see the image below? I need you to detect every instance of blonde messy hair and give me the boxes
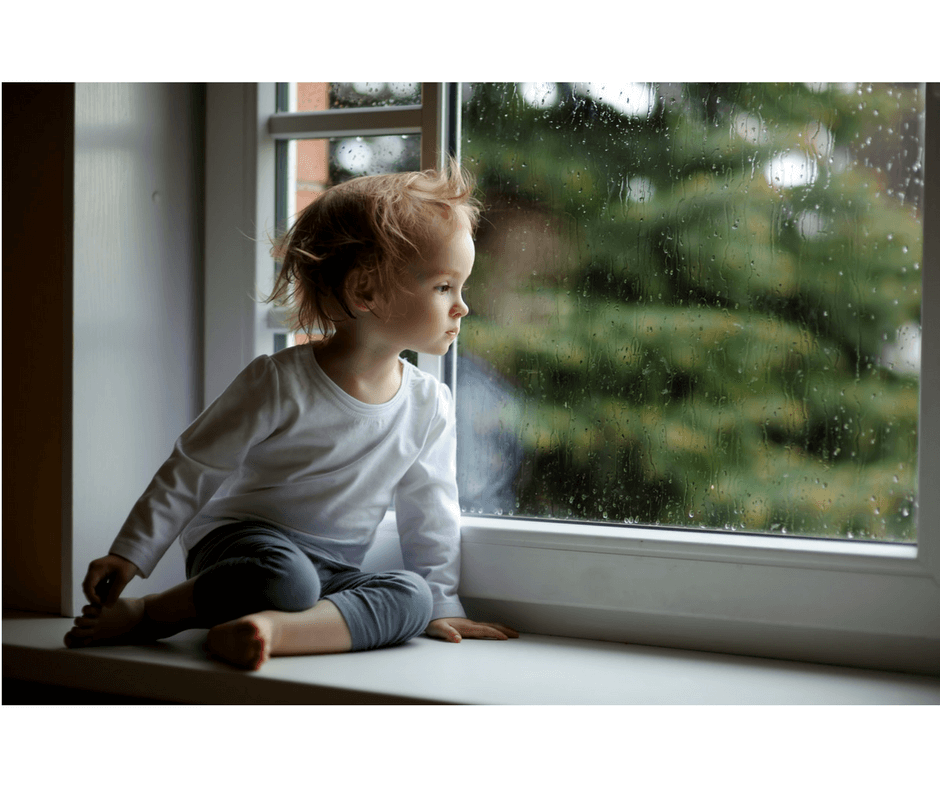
[268,161,481,336]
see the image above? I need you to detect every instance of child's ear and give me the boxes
[345,268,377,311]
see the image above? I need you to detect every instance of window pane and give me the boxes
[278,81,421,112]
[457,82,923,542]
[285,133,421,218]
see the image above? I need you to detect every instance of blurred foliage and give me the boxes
[459,82,923,541]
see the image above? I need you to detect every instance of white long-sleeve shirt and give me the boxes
[110,345,466,620]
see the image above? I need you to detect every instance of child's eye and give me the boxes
[435,285,451,293]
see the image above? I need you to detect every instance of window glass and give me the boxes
[281,81,421,111]
[457,82,924,542]
[284,134,421,216]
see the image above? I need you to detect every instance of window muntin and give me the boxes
[456,82,924,543]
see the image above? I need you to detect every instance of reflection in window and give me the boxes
[457,82,923,542]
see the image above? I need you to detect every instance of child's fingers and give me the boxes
[474,625,509,640]
[455,621,518,641]
[441,624,462,643]
[83,570,106,605]
[455,623,501,639]
[103,577,125,607]
[426,620,462,642]
[105,558,139,606]
[94,575,116,607]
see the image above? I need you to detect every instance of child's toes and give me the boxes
[64,629,88,648]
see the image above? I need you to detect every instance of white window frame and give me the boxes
[206,82,940,675]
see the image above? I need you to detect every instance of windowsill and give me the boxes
[4,610,940,704]
[446,515,940,676]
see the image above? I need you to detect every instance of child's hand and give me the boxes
[426,617,519,643]
[82,554,139,607]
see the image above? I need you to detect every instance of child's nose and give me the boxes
[453,296,469,318]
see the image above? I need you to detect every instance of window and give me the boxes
[206,83,940,674]
[457,83,923,544]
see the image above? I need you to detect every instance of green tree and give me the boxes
[459,82,922,541]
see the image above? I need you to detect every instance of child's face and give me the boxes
[378,223,475,356]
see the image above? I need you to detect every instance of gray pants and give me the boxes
[186,522,433,651]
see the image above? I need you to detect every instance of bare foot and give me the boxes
[63,596,179,648]
[206,614,276,671]
[205,601,353,670]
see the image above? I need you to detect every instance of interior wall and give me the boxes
[2,83,75,613]
[69,83,205,615]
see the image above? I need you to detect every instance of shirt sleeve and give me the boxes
[394,382,467,620]
[109,355,281,577]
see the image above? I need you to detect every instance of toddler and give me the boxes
[65,164,518,669]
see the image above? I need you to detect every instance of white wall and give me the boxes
[68,84,204,614]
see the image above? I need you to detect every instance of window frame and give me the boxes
[206,82,940,675]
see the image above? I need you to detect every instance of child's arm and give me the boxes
[395,383,518,641]
[88,355,280,601]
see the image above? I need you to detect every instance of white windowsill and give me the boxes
[444,515,940,676]
[4,611,940,705]
[7,516,938,702]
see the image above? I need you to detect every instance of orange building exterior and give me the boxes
[294,82,330,216]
